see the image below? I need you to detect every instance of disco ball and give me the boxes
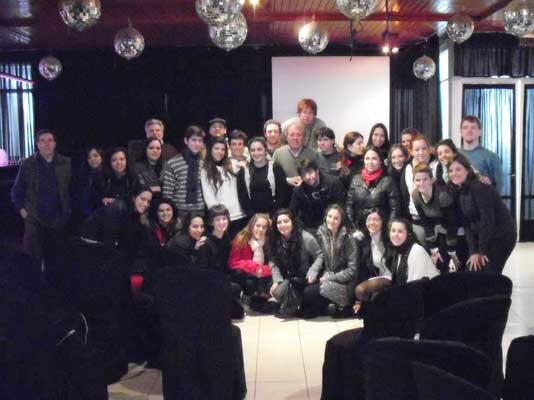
[196,0,244,27]
[504,1,534,37]
[298,22,329,55]
[413,55,436,81]
[58,0,101,31]
[114,27,145,60]
[209,12,248,51]
[38,56,63,81]
[336,0,378,21]
[446,13,475,43]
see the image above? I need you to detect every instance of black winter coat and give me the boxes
[454,180,516,256]
[289,173,345,229]
[346,174,400,230]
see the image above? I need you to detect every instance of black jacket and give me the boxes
[412,184,458,251]
[346,174,400,230]
[454,180,516,255]
[289,172,345,229]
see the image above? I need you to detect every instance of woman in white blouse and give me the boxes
[200,137,247,238]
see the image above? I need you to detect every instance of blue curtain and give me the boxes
[0,62,35,161]
[463,87,514,210]
[524,88,534,220]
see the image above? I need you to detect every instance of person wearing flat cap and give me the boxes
[208,117,227,141]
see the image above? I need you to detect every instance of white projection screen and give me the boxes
[272,56,390,144]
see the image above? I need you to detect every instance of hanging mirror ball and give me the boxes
[39,56,63,81]
[195,0,244,27]
[298,22,329,55]
[209,12,248,51]
[446,13,475,43]
[336,0,378,20]
[58,0,101,31]
[114,27,145,60]
[504,4,534,37]
[413,55,436,81]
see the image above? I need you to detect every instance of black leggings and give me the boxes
[230,269,271,296]
[300,283,330,319]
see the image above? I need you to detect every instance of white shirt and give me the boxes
[200,166,246,221]
[371,233,390,278]
[400,243,440,282]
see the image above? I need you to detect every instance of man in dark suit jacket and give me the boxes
[128,118,178,162]
[11,129,72,260]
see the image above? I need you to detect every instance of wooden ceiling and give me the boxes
[0,0,514,51]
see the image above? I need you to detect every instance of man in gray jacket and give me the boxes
[11,129,71,261]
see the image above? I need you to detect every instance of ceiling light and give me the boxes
[380,0,399,55]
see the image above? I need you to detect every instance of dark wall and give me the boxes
[29,47,273,161]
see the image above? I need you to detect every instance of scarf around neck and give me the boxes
[361,167,383,187]
[182,148,200,204]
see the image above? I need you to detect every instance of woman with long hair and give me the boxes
[310,205,358,317]
[74,146,104,224]
[166,212,206,267]
[346,147,400,232]
[342,131,365,188]
[81,185,152,253]
[387,218,439,283]
[367,123,390,164]
[135,138,165,195]
[268,209,324,317]
[352,209,391,314]
[400,127,420,157]
[200,137,247,238]
[447,154,516,273]
[229,213,272,299]
[435,139,460,185]
[94,146,138,207]
[133,197,181,295]
[237,137,287,215]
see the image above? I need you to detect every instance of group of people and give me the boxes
[11,97,516,319]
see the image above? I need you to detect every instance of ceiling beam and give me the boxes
[474,0,514,21]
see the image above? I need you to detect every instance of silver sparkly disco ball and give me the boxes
[504,2,534,37]
[413,55,436,81]
[58,0,101,31]
[298,22,329,55]
[38,56,63,81]
[209,12,248,51]
[114,27,145,60]
[446,13,475,43]
[196,0,244,27]
[336,0,378,21]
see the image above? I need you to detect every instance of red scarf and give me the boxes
[361,167,383,187]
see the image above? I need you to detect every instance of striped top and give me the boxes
[162,153,205,212]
